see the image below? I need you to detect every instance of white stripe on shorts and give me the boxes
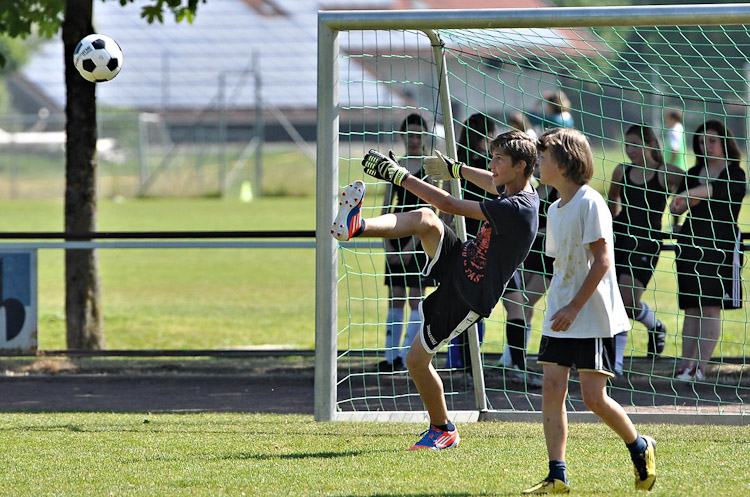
[422,225,446,278]
[731,230,742,308]
[419,309,480,355]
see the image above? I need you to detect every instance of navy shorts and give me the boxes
[418,223,481,354]
[537,335,617,377]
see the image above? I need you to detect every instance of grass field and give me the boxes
[0,147,747,496]
[0,196,317,350]
[0,412,746,496]
[1,144,749,358]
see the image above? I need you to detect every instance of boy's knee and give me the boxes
[583,398,607,414]
[405,344,430,372]
[543,374,564,393]
[413,207,440,227]
[581,391,607,413]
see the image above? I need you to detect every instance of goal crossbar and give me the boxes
[318,4,750,31]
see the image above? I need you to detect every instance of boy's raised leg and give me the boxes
[359,208,443,259]
[331,180,443,260]
[331,181,366,241]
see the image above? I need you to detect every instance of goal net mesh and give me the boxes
[333,21,750,417]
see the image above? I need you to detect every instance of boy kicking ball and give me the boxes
[332,131,539,450]
[522,128,656,494]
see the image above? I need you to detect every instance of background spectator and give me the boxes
[670,120,746,382]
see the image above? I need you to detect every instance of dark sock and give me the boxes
[548,460,567,483]
[506,318,527,369]
[435,421,456,432]
[352,219,365,238]
[626,435,648,458]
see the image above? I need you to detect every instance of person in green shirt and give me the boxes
[664,109,688,230]
[664,109,687,171]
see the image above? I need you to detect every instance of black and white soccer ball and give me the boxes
[73,34,123,83]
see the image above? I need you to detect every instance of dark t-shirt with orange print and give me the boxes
[453,188,539,317]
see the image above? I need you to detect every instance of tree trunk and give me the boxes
[62,0,104,349]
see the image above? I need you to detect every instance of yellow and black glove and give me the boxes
[362,149,410,186]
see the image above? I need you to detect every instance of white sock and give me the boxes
[385,307,404,363]
[614,331,628,375]
[635,302,657,330]
[400,310,422,360]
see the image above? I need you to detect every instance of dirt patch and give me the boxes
[0,357,315,414]
[0,356,746,416]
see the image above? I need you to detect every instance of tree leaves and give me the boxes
[0,0,203,66]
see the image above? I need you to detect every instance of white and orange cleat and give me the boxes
[408,425,459,451]
[331,180,366,241]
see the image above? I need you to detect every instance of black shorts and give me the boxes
[422,222,462,283]
[384,236,436,289]
[537,335,617,377]
[676,243,744,310]
[614,235,660,287]
[521,235,554,280]
[418,224,481,354]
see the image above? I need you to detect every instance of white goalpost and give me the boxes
[316,4,750,424]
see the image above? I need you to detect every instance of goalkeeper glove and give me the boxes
[362,149,410,186]
[423,150,464,180]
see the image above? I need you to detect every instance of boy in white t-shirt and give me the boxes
[522,128,657,494]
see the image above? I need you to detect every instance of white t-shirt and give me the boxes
[667,122,684,151]
[543,185,631,338]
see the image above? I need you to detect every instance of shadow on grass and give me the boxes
[225,449,370,460]
[342,493,513,497]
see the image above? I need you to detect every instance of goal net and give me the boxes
[316,6,750,422]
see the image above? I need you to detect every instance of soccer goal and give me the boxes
[316,5,750,424]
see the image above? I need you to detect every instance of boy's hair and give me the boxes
[489,130,537,178]
[537,127,594,185]
[543,90,570,114]
[665,109,683,124]
[400,113,427,132]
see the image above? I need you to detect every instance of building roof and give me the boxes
[18,0,576,113]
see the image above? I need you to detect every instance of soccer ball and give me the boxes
[73,34,123,83]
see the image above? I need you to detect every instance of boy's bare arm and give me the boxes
[424,151,497,194]
[549,238,610,332]
[460,165,498,194]
[401,175,486,221]
[362,148,486,221]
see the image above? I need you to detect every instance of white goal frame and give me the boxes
[315,4,750,424]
